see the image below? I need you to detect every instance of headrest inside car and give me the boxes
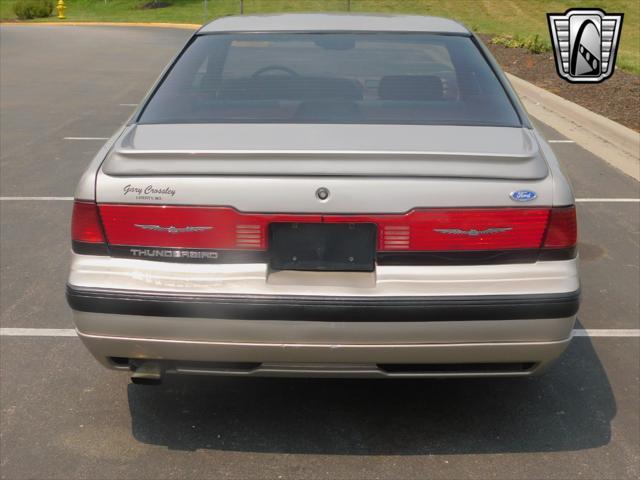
[378,75,444,101]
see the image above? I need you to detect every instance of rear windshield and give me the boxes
[139,33,521,127]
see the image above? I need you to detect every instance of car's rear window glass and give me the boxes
[139,33,521,127]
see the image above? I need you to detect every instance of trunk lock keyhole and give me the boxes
[316,187,330,201]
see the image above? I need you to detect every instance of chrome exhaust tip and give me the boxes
[130,361,163,385]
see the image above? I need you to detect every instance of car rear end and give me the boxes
[67,17,579,381]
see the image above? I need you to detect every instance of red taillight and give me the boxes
[543,206,577,248]
[97,205,560,253]
[320,210,549,251]
[72,201,106,244]
[375,209,550,251]
[99,204,320,250]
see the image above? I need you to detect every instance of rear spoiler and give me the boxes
[102,124,549,180]
[104,148,547,179]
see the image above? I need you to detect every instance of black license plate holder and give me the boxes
[269,223,376,272]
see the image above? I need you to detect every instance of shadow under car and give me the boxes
[127,324,614,455]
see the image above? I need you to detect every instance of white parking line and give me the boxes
[63,137,109,141]
[548,140,576,143]
[1,328,639,338]
[572,329,640,337]
[0,196,73,201]
[1,328,77,337]
[576,198,640,203]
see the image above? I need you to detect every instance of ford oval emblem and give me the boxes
[510,190,537,202]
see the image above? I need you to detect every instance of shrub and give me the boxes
[490,34,552,54]
[13,0,54,20]
[523,34,551,54]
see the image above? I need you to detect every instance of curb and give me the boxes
[0,21,200,29]
[507,73,640,181]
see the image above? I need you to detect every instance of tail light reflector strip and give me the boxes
[235,225,262,248]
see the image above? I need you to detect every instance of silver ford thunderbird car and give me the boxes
[67,14,579,383]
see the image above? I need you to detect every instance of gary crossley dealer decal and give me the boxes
[123,184,176,201]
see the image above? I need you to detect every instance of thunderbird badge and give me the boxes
[134,224,213,234]
[434,227,512,237]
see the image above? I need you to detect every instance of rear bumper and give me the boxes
[72,306,577,378]
[68,255,579,377]
[77,328,573,378]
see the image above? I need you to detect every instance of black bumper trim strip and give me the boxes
[66,286,580,322]
[72,241,109,256]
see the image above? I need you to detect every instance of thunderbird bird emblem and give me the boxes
[547,8,623,83]
[434,227,512,237]
[134,224,213,234]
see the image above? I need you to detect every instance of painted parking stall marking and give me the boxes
[63,137,109,141]
[572,329,640,337]
[575,198,640,203]
[0,197,74,201]
[1,328,78,337]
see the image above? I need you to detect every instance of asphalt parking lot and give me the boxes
[1,25,639,480]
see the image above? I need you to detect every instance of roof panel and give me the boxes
[199,13,469,34]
